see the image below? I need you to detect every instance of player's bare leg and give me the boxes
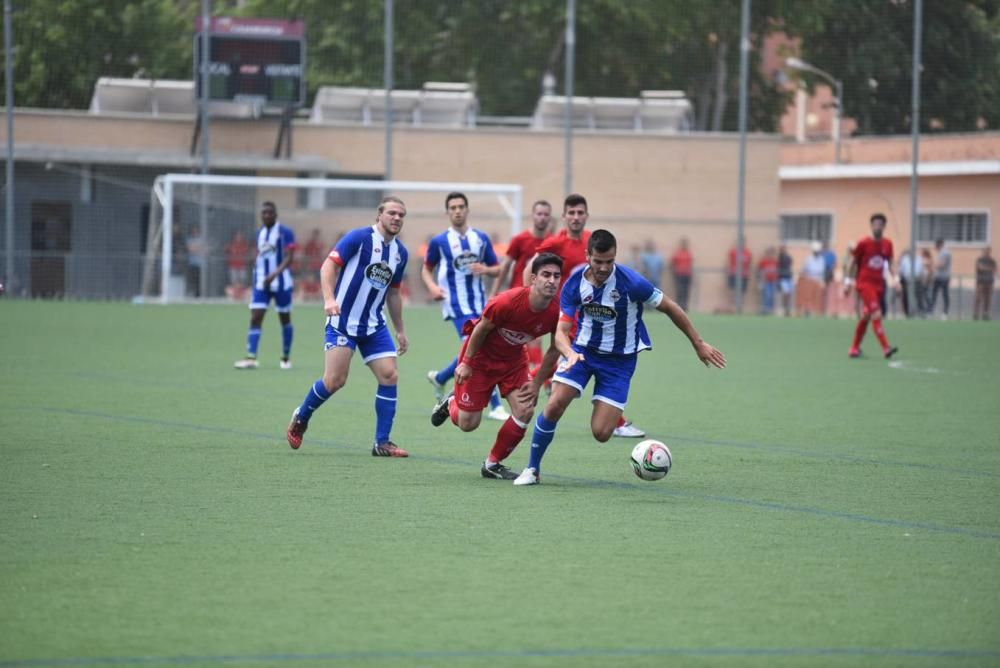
[590,400,624,443]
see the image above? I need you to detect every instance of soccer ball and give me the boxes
[630,439,672,481]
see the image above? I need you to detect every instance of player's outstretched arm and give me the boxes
[489,257,514,298]
[521,253,539,289]
[320,257,341,317]
[554,317,584,369]
[656,295,726,369]
[386,287,407,355]
[454,317,495,385]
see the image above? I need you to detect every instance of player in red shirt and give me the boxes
[844,212,899,359]
[522,193,645,438]
[490,199,554,297]
[430,253,570,479]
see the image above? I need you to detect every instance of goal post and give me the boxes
[142,173,523,303]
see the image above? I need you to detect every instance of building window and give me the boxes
[780,213,832,242]
[917,211,988,244]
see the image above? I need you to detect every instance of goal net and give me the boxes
[141,174,522,303]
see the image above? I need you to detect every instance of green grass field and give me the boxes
[1,301,999,668]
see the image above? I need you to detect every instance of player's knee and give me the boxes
[457,415,479,432]
[513,407,534,424]
[322,374,347,393]
[378,368,399,385]
[593,426,614,443]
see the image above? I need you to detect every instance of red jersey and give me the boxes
[471,287,560,363]
[537,229,591,286]
[757,256,778,282]
[506,230,552,289]
[853,236,893,286]
[728,247,752,277]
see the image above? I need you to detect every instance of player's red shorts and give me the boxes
[454,351,531,412]
[857,281,884,316]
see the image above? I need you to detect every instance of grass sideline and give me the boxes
[1,300,999,668]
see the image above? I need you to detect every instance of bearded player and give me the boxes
[430,253,570,480]
[844,212,899,359]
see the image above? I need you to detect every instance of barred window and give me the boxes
[917,212,988,244]
[780,213,832,242]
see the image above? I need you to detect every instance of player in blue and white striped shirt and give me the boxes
[286,196,411,458]
[513,229,727,486]
[234,201,297,370]
[420,192,507,420]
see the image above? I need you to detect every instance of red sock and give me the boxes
[449,397,460,426]
[617,415,627,428]
[871,319,890,350]
[852,318,869,349]
[487,417,527,464]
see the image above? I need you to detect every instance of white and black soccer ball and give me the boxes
[630,439,672,481]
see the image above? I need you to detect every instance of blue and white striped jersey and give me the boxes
[424,227,498,319]
[253,222,296,291]
[328,225,409,337]
[561,263,664,355]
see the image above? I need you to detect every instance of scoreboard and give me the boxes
[194,17,306,108]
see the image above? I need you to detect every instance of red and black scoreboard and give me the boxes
[194,17,306,108]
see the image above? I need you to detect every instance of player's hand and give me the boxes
[429,285,445,301]
[559,351,584,372]
[842,277,854,297]
[454,362,473,385]
[695,341,726,369]
[324,298,341,317]
[468,262,488,275]
[263,273,276,288]
[395,332,408,356]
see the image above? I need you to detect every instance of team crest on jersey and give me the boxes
[498,328,535,346]
[364,262,394,289]
[609,289,621,301]
[582,303,617,322]
[452,250,479,274]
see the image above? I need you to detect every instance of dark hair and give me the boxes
[532,199,552,211]
[588,229,617,255]
[870,212,887,225]
[445,192,468,209]
[564,193,588,212]
[261,201,277,213]
[531,252,564,275]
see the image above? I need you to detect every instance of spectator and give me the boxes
[796,241,826,317]
[821,240,837,315]
[918,248,933,317]
[638,238,665,290]
[185,225,207,298]
[298,228,325,301]
[756,246,778,315]
[928,238,952,319]
[974,247,996,320]
[727,243,752,306]
[670,238,693,311]
[777,245,793,316]
[897,249,926,318]
[224,229,251,300]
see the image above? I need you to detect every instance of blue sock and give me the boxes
[489,388,501,409]
[281,323,293,358]
[246,328,262,357]
[374,384,397,444]
[436,357,458,385]
[298,379,331,422]
[527,413,559,473]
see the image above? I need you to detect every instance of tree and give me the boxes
[791,0,1000,134]
[2,0,194,109]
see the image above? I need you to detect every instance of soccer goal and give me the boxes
[141,174,522,303]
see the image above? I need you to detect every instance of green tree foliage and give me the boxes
[2,0,194,109]
[792,0,1000,134]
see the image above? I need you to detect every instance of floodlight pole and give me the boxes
[734,0,750,315]
[384,0,394,181]
[908,0,923,316]
[198,0,211,299]
[4,0,14,293]
[563,0,575,196]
